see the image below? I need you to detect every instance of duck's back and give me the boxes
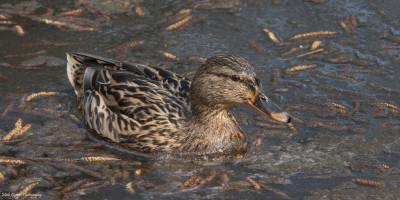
[66,53,191,153]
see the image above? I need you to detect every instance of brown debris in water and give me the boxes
[246,177,261,190]
[3,118,31,140]
[14,182,39,200]
[14,25,24,36]
[340,15,358,34]
[187,57,206,63]
[283,64,317,73]
[56,9,84,17]
[287,122,297,138]
[0,157,26,165]
[22,41,84,47]
[312,71,361,82]
[281,45,308,57]
[5,50,47,58]
[0,73,10,81]
[26,91,60,101]
[165,16,192,31]
[296,48,324,58]
[250,39,265,53]
[286,31,336,42]
[176,15,208,32]
[263,28,281,45]
[352,178,382,187]
[176,171,216,192]
[106,40,144,53]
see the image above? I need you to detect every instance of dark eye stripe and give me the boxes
[208,72,258,92]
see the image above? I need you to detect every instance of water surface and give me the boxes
[0,0,399,199]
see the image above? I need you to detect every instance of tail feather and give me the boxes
[66,52,85,95]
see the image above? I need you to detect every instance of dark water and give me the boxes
[0,0,399,199]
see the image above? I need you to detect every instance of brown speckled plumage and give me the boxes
[66,53,290,158]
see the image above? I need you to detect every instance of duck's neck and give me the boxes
[177,105,248,157]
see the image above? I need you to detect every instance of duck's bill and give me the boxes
[247,92,291,123]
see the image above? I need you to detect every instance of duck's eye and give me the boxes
[231,75,240,81]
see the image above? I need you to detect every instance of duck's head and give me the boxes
[190,54,290,123]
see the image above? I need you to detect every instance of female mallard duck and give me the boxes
[67,53,290,158]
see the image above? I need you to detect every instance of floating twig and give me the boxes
[305,118,354,131]
[74,181,110,193]
[159,51,178,60]
[3,118,31,140]
[313,71,361,82]
[1,100,15,117]
[4,123,31,140]
[80,156,121,162]
[187,57,206,63]
[280,45,308,57]
[22,41,84,47]
[0,20,13,25]
[0,62,39,70]
[318,86,360,96]
[287,122,297,138]
[56,9,84,17]
[14,182,39,200]
[5,50,47,58]
[106,40,143,53]
[373,101,399,110]
[0,139,29,144]
[340,15,358,34]
[126,182,135,194]
[26,91,60,101]
[135,6,146,17]
[60,180,86,194]
[69,114,80,122]
[381,47,400,51]
[283,64,317,73]
[197,171,216,188]
[287,31,337,41]
[0,157,25,165]
[33,18,95,31]
[352,178,381,187]
[259,183,291,200]
[349,100,361,115]
[254,122,287,129]
[296,48,324,58]
[176,172,214,192]
[0,73,10,81]
[310,41,323,50]
[250,39,265,53]
[381,122,400,132]
[255,138,262,146]
[246,177,260,190]
[165,16,192,31]
[285,106,328,112]
[14,25,24,36]
[176,15,208,32]
[69,163,106,180]
[2,88,27,102]
[263,28,281,45]
[221,172,228,185]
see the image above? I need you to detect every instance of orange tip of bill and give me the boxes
[269,112,291,123]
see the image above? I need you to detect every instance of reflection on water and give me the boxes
[0,0,399,199]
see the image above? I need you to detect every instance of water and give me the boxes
[0,0,399,199]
